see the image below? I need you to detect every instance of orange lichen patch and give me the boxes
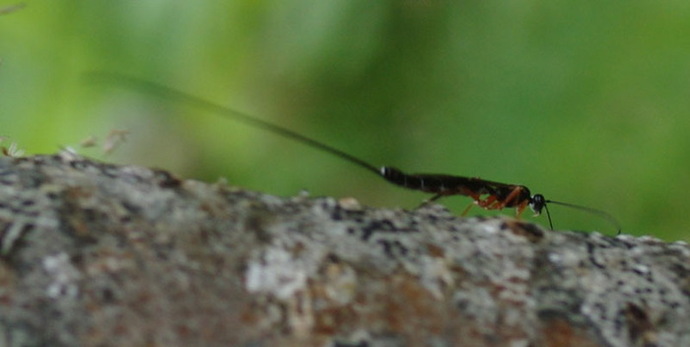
[352,271,532,345]
[425,243,445,258]
[501,219,545,243]
[240,240,540,345]
[384,273,446,332]
[0,261,16,305]
[623,302,659,346]
[538,315,603,347]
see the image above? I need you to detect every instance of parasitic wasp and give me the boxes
[87,73,621,234]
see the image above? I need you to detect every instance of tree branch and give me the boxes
[0,153,687,346]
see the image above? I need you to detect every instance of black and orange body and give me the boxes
[380,167,535,216]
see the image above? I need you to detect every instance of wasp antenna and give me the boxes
[542,202,554,231]
[85,72,382,176]
[545,200,621,235]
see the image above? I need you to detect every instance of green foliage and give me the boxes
[1,1,689,240]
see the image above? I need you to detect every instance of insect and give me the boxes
[88,73,621,234]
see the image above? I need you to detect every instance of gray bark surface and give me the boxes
[0,152,687,347]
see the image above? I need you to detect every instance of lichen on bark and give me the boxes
[0,152,687,347]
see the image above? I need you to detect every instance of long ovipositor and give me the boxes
[87,72,621,234]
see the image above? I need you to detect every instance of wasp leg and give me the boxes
[461,202,475,216]
[485,186,526,210]
[514,200,529,218]
[477,195,498,209]
[417,193,445,208]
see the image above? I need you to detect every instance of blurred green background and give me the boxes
[1,1,689,240]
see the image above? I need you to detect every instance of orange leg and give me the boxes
[461,203,475,216]
[514,200,529,219]
[477,195,497,209]
[482,186,527,211]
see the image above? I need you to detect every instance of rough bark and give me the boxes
[0,152,687,347]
